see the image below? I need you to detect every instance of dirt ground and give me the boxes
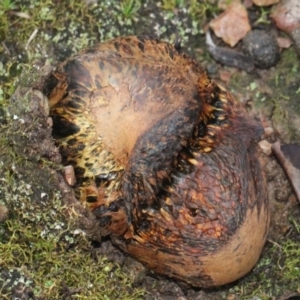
[0,1,300,299]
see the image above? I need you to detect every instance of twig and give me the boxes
[25,29,38,50]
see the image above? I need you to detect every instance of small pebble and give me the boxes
[64,165,76,186]
[277,36,292,49]
[259,140,273,156]
[0,203,9,222]
[264,126,274,137]
[47,117,53,127]
[243,29,280,68]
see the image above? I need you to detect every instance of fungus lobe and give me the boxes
[44,36,269,287]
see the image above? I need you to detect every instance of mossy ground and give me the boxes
[0,64,145,298]
[0,0,300,299]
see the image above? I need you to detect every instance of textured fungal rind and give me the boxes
[45,36,269,287]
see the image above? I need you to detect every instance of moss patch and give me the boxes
[0,64,145,299]
[0,218,145,299]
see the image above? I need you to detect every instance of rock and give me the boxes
[276,36,292,49]
[206,30,255,71]
[263,126,274,137]
[0,203,8,222]
[259,140,273,156]
[243,30,280,68]
[271,0,300,32]
[271,0,300,54]
[64,165,76,186]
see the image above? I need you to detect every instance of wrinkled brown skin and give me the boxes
[44,36,270,287]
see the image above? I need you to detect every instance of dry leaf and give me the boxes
[210,3,251,47]
[253,0,279,6]
[11,11,31,19]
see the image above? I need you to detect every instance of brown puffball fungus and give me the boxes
[43,36,269,288]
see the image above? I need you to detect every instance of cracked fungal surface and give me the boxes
[44,35,270,287]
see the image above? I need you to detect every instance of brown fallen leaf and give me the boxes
[253,0,279,6]
[210,3,251,47]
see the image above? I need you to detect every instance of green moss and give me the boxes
[266,49,300,142]
[188,0,220,22]
[0,86,145,299]
[161,0,184,10]
[0,58,145,298]
[227,46,300,143]
[254,6,272,26]
[0,218,145,299]
[120,0,141,18]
